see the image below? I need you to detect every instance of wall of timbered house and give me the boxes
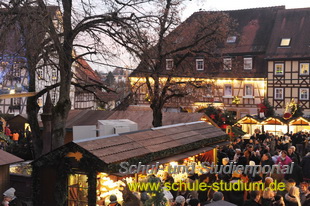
[130,77,266,118]
[267,60,310,115]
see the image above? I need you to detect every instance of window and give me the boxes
[275,88,284,100]
[244,85,253,96]
[52,70,57,80]
[244,57,253,70]
[206,84,212,94]
[224,85,232,96]
[227,36,237,43]
[300,88,309,100]
[166,59,173,70]
[280,38,291,47]
[68,174,88,205]
[196,59,204,70]
[37,69,44,80]
[223,58,232,70]
[300,63,309,75]
[275,63,284,75]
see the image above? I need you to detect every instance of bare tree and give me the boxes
[0,0,159,157]
[106,0,232,127]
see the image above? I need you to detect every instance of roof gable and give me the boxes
[0,150,23,166]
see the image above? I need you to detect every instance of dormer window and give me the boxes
[227,36,237,43]
[166,59,173,70]
[223,58,232,70]
[280,38,291,47]
[196,59,204,70]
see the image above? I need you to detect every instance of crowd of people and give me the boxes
[114,130,310,206]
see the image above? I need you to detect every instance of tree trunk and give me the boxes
[50,0,73,150]
[51,60,72,150]
[151,102,163,127]
[26,60,42,158]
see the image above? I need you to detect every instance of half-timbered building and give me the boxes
[266,8,310,116]
[130,7,284,118]
[0,7,109,114]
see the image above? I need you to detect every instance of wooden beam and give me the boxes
[0,92,37,99]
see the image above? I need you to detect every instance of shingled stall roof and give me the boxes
[32,121,227,175]
[0,150,23,166]
[266,7,310,59]
[76,121,227,166]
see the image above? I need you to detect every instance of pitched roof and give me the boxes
[75,58,103,84]
[266,7,310,59]
[222,6,284,54]
[76,121,227,164]
[131,6,284,79]
[64,110,205,130]
[65,110,115,128]
[0,150,23,166]
[108,110,205,130]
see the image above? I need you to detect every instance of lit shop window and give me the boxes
[68,174,88,205]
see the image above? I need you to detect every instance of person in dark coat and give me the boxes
[301,152,310,182]
[284,157,303,185]
[303,186,310,206]
[2,188,22,206]
[237,152,247,167]
[272,195,285,206]
[243,191,261,206]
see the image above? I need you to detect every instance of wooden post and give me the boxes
[88,171,97,206]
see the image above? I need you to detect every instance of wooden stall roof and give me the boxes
[261,117,285,125]
[289,117,310,126]
[76,121,227,164]
[236,115,261,124]
[0,150,23,166]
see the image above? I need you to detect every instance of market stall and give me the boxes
[0,150,23,198]
[288,117,310,133]
[32,121,228,206]
[261,117,287,135]
[235,115,261,135]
